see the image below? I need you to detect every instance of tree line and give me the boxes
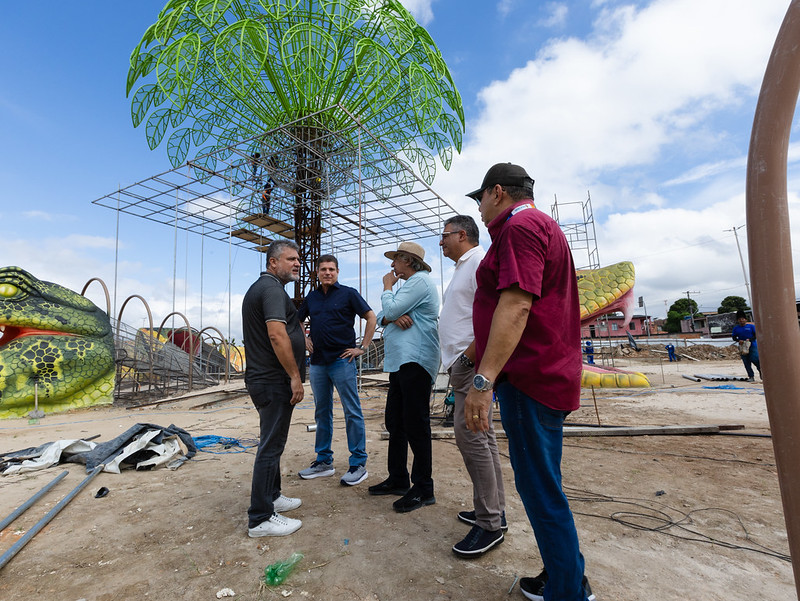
[662,295,749,334]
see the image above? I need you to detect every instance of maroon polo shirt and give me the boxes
[473,199,582,411]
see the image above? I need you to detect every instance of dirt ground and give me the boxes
[0,357,794,601]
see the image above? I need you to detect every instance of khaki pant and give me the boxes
[449,361,506,531]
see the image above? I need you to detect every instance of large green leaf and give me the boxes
[416,147,436,184]
[380,2,415,56]
[281,23,339,104]
[213,19,270,98]
[127,50,159,96]
[167,127,192,167]
[438,112,462,153]
[154,0,191,44]
[156,33,201,109]
[408,62,442,134]
[321,0,361,31]
[194,0,234,28]
[396,159,416,194]
[145,108,172,150]
[193,145,218,182]
[354,38,401,114]
[192,113,215,146]
[131,84,165,127]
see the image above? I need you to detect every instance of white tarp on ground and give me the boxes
[1,423,196,475]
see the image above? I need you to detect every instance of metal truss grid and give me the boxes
[92,105,458,254]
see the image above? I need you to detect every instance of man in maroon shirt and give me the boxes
[465,163,594,601]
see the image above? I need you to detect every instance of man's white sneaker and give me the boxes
[248,513,302,537]
[273,494,302,513]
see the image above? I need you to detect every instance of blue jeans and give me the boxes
[246,381,295,528]
[741,346,761,379]
[496,381,588,601]
[309,359,368,467]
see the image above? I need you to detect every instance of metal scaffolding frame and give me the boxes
[551,192,600,271]
[92,104,458,301]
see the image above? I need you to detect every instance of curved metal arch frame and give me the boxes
[80,277,112,317]
[197,325,232,385]
[155,311,195,392]
[115,294,156,400]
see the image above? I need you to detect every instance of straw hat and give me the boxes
[383,241,432,272]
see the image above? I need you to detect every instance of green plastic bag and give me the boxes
[263,552,304,586]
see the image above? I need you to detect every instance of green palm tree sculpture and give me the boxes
[127,0,464,297]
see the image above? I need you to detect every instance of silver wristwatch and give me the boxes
[472,373,494,392]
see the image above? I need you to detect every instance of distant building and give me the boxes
[679,312,710,336]
[582,313,657,339]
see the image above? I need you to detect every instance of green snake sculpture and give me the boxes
[0,267,115,419]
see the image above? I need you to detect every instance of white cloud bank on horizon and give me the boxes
[433,0,797,315]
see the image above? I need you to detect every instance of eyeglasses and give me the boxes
[441,230,463,239]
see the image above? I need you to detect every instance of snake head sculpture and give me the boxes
[0,267,115,418]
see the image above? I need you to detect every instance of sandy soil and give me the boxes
[0,358,794,601]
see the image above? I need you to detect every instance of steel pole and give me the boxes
[0,465,104,571]
[746,1,800,596]
[0,470,68,532]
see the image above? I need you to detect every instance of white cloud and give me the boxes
[429,0,794,316]
[498,0,516,18]
[540,2,568,28]
[400,0,436,25]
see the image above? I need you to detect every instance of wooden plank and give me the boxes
[231,228,271,244]
[564,424,721,436]
[382,423,741,440]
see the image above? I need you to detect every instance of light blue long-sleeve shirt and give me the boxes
[377,270,440,380]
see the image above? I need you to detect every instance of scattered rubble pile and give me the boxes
[612,343,741,360]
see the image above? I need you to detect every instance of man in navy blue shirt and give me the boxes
[297,254,377,486]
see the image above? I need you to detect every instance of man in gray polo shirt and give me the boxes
[242,240,306,537]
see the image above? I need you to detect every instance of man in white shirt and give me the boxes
[439,215,507,558]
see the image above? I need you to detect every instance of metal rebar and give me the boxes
[0,465,104,571]
[0,470,68,532]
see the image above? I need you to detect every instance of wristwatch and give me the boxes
[472,374,494,392]
[357,344,365,350]
[459,353,475,368]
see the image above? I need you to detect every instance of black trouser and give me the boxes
[385,362,433,495]
[247,381,295,528]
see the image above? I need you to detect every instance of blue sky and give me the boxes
[1,0,797,341]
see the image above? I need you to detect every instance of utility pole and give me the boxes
[684,291,700,331]
[724,225,753,308]
[638,295,651,340]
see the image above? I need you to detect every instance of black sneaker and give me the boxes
[519,569,595,601]
[392,488,435,513]
[452,525,504,558]
[458,509,508,531]
[368,478,410,496]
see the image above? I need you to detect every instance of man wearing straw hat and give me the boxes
[368,241,440,513]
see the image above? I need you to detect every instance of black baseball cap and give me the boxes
[466,162,535,200]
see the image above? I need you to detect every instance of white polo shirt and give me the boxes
[439,245,485,370]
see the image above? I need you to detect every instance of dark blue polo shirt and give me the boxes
[298,282,372,365]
